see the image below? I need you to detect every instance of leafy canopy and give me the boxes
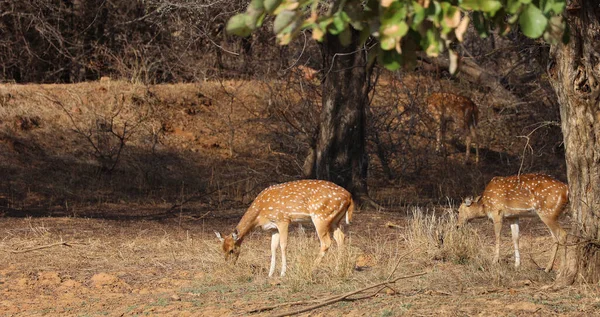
[227,0,567,71]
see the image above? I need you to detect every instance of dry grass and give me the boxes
[405,206,488,266]
[1,213,596,316]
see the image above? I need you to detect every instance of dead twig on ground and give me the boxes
[271,272,428,317]
[6,241,86,254]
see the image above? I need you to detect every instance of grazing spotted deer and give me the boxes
[426,92,479,164]
[215,180,354,277]
[458,173,568,272]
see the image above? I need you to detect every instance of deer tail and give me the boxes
[345,198,355,225]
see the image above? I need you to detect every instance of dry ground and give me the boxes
[1,209,598,317]
[0,79,588,316]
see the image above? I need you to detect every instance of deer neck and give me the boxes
[471,200,487,218]
[233,206,261,242]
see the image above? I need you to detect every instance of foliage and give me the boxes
[227,0,567,71]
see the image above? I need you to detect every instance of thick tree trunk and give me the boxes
[303,29,372,202]
[548,1,600,285]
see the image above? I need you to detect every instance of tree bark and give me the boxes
[548,0,600,286]
[303,29,373,202]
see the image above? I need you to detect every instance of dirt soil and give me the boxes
[1,210,598,317]
[0,80,588,316]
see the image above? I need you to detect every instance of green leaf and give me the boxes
[412,2,425,26]
[380,48,402,71]
[329,14,346,35]
[424,28,441,56]
[519,0,532,4]
[519,4,548,38]
[461,0,501,14]
[550,0,566,14]
[461,0,479,10]
[273,10,297,34]
[506,0,522,13]
[264,0,282,13]
[472,11,489,38]
[382,2,407,26]
[540,0,566,14]
[480,0,502,15]
[247,6,266,28]
[380,34,396,50]
[312,25,325,41]
[248,0,264,10]
[382,21,409,38]
[226,13,253,37]
[441,4,460,28]
[429,1,443,25]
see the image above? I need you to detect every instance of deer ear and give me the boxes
[464,197,473,206]
[232,229,239,242]
[215,231,224,242]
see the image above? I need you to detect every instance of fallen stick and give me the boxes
[7,241,83,254]
[272,271,427,317]
[246,298,323,314]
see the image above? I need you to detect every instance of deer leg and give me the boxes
[435,122,444,155]
[465,132,472,164]
[333,225,345,249]
[541,217,566,273]
[472,127,479,164]
[510,219,521,268]
[492,217,503,264]
[269,231,280,277]
[278,222,289,277]
[313,221,332,266]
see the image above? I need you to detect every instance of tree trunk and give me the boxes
[304,29,373,202]
[548,1,600,285]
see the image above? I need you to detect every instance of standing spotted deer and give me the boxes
[215,180,354,277]
[458,173,568,272]
[426,92,479,164]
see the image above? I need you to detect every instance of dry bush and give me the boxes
[405,206,488,267]
[403,206,557,288]
[284,230,358,291]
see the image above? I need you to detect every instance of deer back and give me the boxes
[482,174,568,217]
[426,92,478,130]
[239,180,353,229]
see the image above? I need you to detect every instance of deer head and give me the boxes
[215,230,241,263]
[457,195,483,227]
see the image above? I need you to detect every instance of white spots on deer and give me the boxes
[215,179,354,277]
[426,92,480,164]
[457,173,568,272]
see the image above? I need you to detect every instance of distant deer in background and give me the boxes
[426,92,479,164]
[294,65,319,82]
[215,180,354,277]
[457,173,568,272]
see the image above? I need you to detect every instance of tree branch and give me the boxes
[418,53,522,106]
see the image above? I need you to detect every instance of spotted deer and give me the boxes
[457,173,568,272]
[426,92,479,164]
[294,65,319,81]
[215,180,354,277]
